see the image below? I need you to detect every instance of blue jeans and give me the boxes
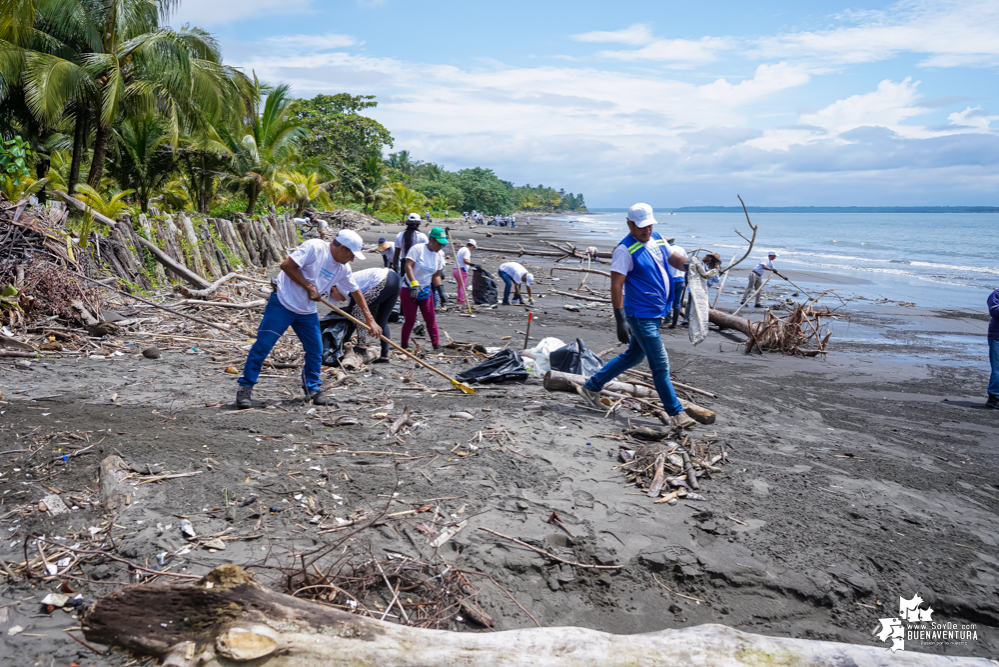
[990,339,999,396]
[584,316,684,416]
[239,293,323,394]
[499,270,515,303]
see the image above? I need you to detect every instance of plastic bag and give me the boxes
[319,315,351,366]
[471,265,498,305]
[549,338,604,378]
[524,337,566,376]
[456,349,528,384]
[685,256,717,347]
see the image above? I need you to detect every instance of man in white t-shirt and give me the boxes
[742,251,786,308]
[498,261,534,305]
[236,230,382,408]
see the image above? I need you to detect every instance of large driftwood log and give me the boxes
[708,309,751,335]
[543,370,715,425]
[81,565,983,667]
[98,455,130,510]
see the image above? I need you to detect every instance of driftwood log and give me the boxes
[543,370,715,425]
[81,565,985,667]
[708,309,751,335]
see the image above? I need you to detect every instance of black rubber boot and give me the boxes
[236,385,253,409]
[309,391,335,406]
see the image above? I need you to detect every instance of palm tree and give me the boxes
[351,154,392,214]
[219,74,310,215]
[73,183,134,220]
[9,0,248,191]
[276,171,335,216]
[0,174,48,202]
[106,112,173,212]
[381,183,429,218]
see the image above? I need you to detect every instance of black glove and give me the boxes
[613,308,631,344]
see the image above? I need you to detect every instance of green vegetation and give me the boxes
[0,1,584,225]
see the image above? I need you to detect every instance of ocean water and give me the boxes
[544,212,999,311]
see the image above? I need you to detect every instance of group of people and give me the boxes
[234,202,702,430]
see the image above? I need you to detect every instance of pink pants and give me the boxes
[400,286,440,348]
[453,267,468,304]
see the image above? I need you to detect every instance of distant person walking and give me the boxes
[742,251,786,308]
[988,288,999,409]
[392,214,428,273]
[401,227,448,350]
[498,261,534,305]
[453,239,476,306]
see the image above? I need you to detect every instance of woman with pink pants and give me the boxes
[453,239,476,305]
[401,227,447,350]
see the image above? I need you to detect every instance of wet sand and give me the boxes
[1,215,996,664]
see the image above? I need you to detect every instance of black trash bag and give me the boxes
[319,315,351,366]
[549,338,604,377]
[456,349,527,384]
[471,264,498,305]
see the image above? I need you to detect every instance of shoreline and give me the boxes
[1,213,996,663]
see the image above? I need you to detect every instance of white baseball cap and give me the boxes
[627,202,657,228]
[335,229,365,260]
[466,239,477,247]
[768,250,777,257]
[525,272,534,285]
[407,212,421,222]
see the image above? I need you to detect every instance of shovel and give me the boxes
[319,297,475,395]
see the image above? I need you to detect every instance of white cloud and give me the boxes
[947,106,999,133]
[751,0,999,68]
[800,77,927,136]
[265,33,359,52]
[572,24,655,46]
[169,0,313,26]
[597,36,734,65]
[700,62,811,104]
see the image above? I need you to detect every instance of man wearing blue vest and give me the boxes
[577,203,696,428]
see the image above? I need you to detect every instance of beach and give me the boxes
[1,214,996,664]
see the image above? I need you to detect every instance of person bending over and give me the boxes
[498,261,534,305]
[236,230,382,409]
[331,267,401,364]
[576,203,695,429]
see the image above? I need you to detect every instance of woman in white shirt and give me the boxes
[401,226,447,350]
[392,213,429,272]
[453,239,476,305]
[330,267,400,362]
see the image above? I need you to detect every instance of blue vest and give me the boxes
[619,232,672,318]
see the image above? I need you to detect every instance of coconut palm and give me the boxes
[381,183,429,218]
[9,0,248,191]
[73,183,134,220]
[219,74,309,215]
[106,112,173,212]
[276,171,336,216]
[351,154,392,214]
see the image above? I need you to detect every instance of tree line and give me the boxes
[0,0,586,222]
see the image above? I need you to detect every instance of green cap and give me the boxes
[428,226,448,244]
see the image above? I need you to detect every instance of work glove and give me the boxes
[527,296,534,304]
[613,308,631,345]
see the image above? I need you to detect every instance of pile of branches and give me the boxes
[278,546,494,630]
[745,297,841,357]
[617,436,728,505]
[306,207,382,230]
[0,203,74,287]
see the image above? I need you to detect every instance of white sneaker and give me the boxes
[671,411,696,429]
[576,384,607,409]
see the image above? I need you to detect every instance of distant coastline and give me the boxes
[588,206,999,213]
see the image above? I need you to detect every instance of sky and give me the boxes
[170,0,999,207]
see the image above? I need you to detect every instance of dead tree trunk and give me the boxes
[708,309,751,335]
[543,370,715,424]
[81,565,970,667]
